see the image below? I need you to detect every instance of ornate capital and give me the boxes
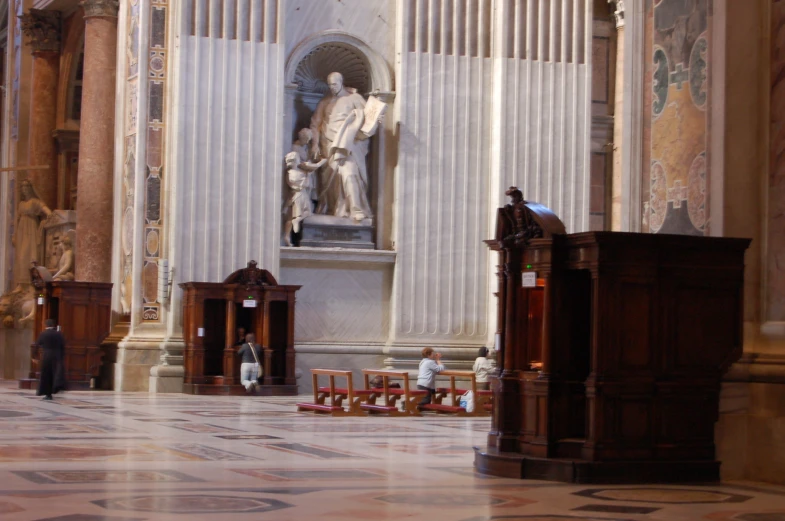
[80,0,119,19]
[608,0,625,29]
[20,9,61,54]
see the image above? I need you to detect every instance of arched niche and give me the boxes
[283,32,394,249]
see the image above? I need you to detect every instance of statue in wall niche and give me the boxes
[283,151,325,246]
[52,235,75,281]
[11,180,52,288]
[308,72,387,222]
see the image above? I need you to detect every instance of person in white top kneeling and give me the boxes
[417,347,445,406]
[473,347,496,391]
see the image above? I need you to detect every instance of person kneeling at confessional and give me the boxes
[237,333,263,393]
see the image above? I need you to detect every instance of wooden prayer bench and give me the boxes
[296,369,365,416]
[426,370,486,416]
[361,369,427,416]
[476,389,494,412]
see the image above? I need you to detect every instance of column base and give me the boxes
[114,337,161,392]
[1,328,33,380]
[149,364,184,393]
[474,447,720,484]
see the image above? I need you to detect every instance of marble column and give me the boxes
[74,0,118,282]
[609,0,625,231]
[20,9,61,210]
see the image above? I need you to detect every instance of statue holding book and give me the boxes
[308,71,386,222]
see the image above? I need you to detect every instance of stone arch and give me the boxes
[285,31,393,94]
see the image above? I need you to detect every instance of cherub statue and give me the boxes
[52,235,75,281]
[283,151,325,246]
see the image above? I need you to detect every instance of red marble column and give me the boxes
[21,9,61,210]
[74,0,118,283]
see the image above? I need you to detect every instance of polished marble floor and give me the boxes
[0,381,784,521]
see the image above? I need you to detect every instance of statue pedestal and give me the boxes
[300,214,374,249]
[0,328,33,380]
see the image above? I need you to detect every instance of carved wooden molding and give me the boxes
[20,9,61,54]
[80,0,119,20]
[223,260,279,288]
[496,187,566,250]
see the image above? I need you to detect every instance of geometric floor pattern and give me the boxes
[0,381,784,520]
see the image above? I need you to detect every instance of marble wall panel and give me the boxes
[172,36,284,286]
[492,0,592,233]
[641,0,711,236]
[279,261,392,343]
[284,0,396,63]
[393,52,492,344]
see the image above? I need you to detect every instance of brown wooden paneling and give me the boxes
[476,191,751,483]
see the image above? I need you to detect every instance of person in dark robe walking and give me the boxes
[36,319,66,400]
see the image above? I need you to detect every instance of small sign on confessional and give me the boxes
[243,299,257,308]
[522,272,537,288]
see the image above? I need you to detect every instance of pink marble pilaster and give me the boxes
[74,0,118,283]
[768,0,785,321]
[20,10,61,209]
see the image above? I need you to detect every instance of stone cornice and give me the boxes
[608,0,625,29]
[80,0,119,19]
[20,9,61,54]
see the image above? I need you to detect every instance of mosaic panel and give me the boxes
[0,444,163,462]
[233,468,388,482]
[165,423,243,434]
[252,442,368,460]
[260,422,428,433]
[31,514,144,521]
[369,442,473,456]
[165,443,258,461]
[13,469,203,485]
[575,487,753,504]
[462,517,634,521]
[93,495,292,514]
[641,0,711,235]
[141,0,168,323]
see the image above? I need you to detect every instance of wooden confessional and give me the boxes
[19,280,113,390]
[474,187,751,483]
[180,261,300,396]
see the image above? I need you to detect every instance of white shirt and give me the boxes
[473,357,496,383]
[417,358,444,389]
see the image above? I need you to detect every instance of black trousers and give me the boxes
[37,352,65,397]
[417,385,435,405]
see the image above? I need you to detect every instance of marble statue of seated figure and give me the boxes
[283,151,325,246]
[52,236,75,281]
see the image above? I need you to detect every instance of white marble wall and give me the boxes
[490,0,592,233]
[167,0,285,318]
[390,0,493,350]
[144,0,595,391]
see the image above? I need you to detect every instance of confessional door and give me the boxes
[203,299,227,378]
